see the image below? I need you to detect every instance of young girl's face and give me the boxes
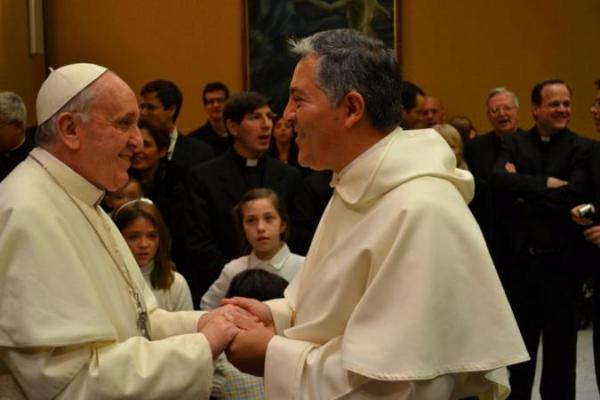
[121,216,160,267]
[241,197,286,260]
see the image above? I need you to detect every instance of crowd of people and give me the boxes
[0,26,598,399]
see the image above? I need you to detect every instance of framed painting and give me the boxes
[242,0,402,114]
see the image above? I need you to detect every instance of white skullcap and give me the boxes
[36,63,108,125]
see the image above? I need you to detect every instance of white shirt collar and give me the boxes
[29,147,104,207]
[167,127,178,160]
[248,243,291,271]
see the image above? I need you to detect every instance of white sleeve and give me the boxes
[6,334,214,400]
[265,335,457,400]
[200,261,241,310]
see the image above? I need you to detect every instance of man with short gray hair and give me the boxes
[225,28,528,399]
[465,87,521,183]
[0,92,35,181]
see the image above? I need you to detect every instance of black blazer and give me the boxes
[183,150,302,304]
[171,132,215,173]
[465,130,507,182]
[491,127,591,264]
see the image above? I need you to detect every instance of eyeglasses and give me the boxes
[205,98,226,105]
[489,106,516,115]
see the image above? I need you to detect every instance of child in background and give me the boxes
[114,199,193,311]
[103,177,143,215]
[200,187,304,310]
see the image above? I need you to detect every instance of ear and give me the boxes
[531,104,540,120]
[166,104,176,119]
[341,91,365,129]
[279,220,288,235]
[226,119,238,137]
[55,112,82,150]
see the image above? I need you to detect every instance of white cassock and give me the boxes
[0,148,213,400]
[263,128,529,399]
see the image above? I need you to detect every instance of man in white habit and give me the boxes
[0,63,246,399]
[224,29,529,399]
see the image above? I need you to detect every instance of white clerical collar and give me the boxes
[167,127,178,160]
[29,147,104,207]
[540,135,551,142]
[331,130,396,188]
[248,243,290,271]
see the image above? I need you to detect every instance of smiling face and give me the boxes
[121,216,160,268]
[131,127,167,172]
[284,55,345,170]
[487,92,519,135]
[229,105,273,159]
[533,83,571,136]
[241,197,286,260]
[74,73,143,192]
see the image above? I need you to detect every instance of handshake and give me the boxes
[196,297,275,376]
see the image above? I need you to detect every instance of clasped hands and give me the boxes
[196,297,276,376]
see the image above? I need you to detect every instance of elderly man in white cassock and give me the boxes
[0,64,247,399]
[224,29,529,399]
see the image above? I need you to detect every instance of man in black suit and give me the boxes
[0,92,35,182]
[184,92,301,306]
[188,81,231,155]
[140,79,214,172]
[465,87,522,182]
[492,79,591,400]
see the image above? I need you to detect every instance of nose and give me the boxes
[138,236,149,248]
[261,115,273,130]
[284,101,296,124]
[129,125,143,153]
[257,219,266,232]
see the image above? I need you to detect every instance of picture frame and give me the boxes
[242,0,402,114]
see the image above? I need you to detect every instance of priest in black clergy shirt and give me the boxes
[183,91,302,307]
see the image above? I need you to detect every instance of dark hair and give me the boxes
[141,80,183,122]
[203,82,230,104]
[401,81,425,113]
[223,91,270,125]
[225,269,288,301]
[138,118,171,151]
[232,187,289,254]
[531,79,571,106]
[595,80,600,90]
[113,200,175,290]
[290,28,402,131]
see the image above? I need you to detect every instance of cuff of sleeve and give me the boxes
[264,335,313,400]
[265,299,291,334]
[150,309,205,339]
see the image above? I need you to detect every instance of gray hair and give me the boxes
[289,29,402,131]
[0,92,27,125]
[487,87,520,109]
[35,82,97,146]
